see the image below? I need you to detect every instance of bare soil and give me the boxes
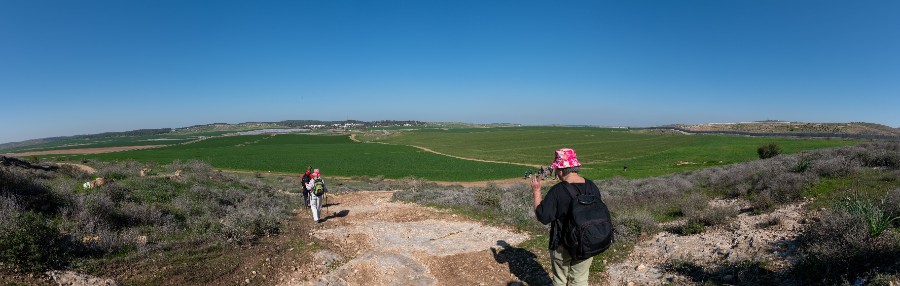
[55,163,97,174]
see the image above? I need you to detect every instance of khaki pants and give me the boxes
[550,246,593,286]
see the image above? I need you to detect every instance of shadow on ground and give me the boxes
[664,260,780,285]
[321,210,350,222]
[492,240,552,285]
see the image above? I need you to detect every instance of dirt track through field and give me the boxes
[382,143,540,169]
[279,191,550,285]
[351,134,538,168]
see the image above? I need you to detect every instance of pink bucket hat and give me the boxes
[550,148,581,169]
[312,169,321,178]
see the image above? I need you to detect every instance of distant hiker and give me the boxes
[524,170,531,179]
[301,166,313,207]
[623,165,628,172]
[532,148,613,286]
[305,169,328,223]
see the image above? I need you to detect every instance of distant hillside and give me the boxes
[649,121,900,140]
[675,121,900,136]
[0,129,173,151]
[0,120,426,151]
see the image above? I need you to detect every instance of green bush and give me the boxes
[679,222,705,235]
[757,143,782,159]
[838,195,900,237]
[0,211,69,272]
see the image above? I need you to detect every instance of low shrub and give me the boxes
[666,259,779,285]
[0,160,300,273]
[0,167,63,214]
[838,195,900,237]
[474,184,502,208]
[858,149,900,169]
[675,192,708,218]
[756,216,782,229]
[757,143,782,159]
[679,222,705,235]
[795,209,900,284]
[792,159,811,173]
[749,170,817,208]
[749,189,777,213]
[679,206,739,235]
[693,206,739,226]
[810,156,861,178]
[0,211,70,272]
[885,188,900,219]
[614,210,660,241]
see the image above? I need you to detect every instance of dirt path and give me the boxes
[348,134,360,143]
[56,163,97,174]
[278,191,550,285]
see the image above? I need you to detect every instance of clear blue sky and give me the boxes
[2,1,898,143]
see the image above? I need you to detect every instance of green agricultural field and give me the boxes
[83,134,523,181]
[374,126,861,179]
[64,127,862,181]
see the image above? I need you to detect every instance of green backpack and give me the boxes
[312,178,326,196]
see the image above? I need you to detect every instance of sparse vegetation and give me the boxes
[0,158,300,275]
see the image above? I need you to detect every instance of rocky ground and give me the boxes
[278,191,544,285]
[604,199,807,285]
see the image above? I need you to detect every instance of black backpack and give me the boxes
[562,181,614,260]
[301,173,312,189]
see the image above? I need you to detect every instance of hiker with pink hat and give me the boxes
[305,168,328,223]
[532,148,614,286]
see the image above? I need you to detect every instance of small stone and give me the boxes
[723,275,734,281]
[627,282,635,286]
[251,271,256,275]
[245,279,250,284]
[636,264,647,271]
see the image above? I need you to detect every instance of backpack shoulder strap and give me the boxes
[583,179,601,198]
[561,181,580,199]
